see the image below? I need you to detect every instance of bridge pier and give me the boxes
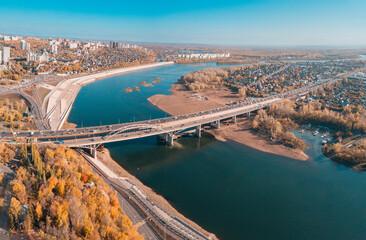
[195,125,201,138]
[167,133,174,146]
[159,133,174,146]
[215,120,220,129]
[232,116,237,123]
[90,147,97,160]
[247,112,251,117]
[161,133,169,142]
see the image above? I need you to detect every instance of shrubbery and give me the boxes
[179,68,228,91]
[252,108,306,150]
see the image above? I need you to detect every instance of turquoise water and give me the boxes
[68,62,241,126]
[68,63,366,240]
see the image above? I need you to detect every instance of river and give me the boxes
[68,62,366,240]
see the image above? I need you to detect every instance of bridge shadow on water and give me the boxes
[105,132,217,171]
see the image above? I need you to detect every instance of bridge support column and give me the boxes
[167,133,174,146]
[90,147,97,160]
[195,125,201,138]
[159,133,174,146]
[232,116,237,123]
[161,133,168,142]
[158,133,168,142]
[215,120,220,129]
[247,112,251,117]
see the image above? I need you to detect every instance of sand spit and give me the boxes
[148,83,309,161]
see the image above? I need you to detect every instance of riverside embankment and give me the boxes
[44,61,174,130]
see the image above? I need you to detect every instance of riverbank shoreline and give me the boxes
[45,61,174,130]
[148,83,309,161]
[96,148,218,240]
[206,119,309,161]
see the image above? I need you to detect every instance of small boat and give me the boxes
[321,140,327,145]
[313,130,318,136]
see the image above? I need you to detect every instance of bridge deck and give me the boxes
[0,69,356,147]
[1,97,282,146]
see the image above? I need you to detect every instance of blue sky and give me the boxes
[0,0,365,46]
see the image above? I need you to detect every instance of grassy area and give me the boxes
[47,80,60,86]
[0,94,35,130]
[36,87,51,105]
[22,86,36,100]
[0,94,28,115]
[0,93,26,105]
[61,121,77,129]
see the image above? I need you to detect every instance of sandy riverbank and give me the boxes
[148,83,309,161]
[96,148,218,240]
[148,83,239,115]
[61,120,77,129]
[207,119,309,161]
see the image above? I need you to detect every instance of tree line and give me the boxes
[262,100,366,166]
[252,107,306,150]
[7,143,142,239]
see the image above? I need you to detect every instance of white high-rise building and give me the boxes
[21,41,30,51]
[69,42,78,49]
[27,50,49,63]
[39,50,49,63]
[20,40,26,50]
[51,44,58,55]
[0,50,2,64]
[27,52,36,63]
[3,47,10,64]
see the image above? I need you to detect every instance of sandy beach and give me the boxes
[207,119,309,161]
[148,83,309,161]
